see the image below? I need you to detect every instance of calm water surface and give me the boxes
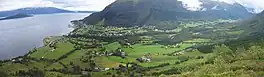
[0,13,90,60]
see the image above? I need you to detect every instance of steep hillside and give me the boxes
[244,11,264,33]
[200,0,252,19]
[80,0,253,26]
[223,11,264,49]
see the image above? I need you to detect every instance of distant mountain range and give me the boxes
[79,0,254,26]
[0,7,96,17]
[0,14,33,20]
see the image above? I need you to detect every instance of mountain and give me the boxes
[0,13,33,20]
[199,0,253,19]
[79,0,254,26]
[230,10,264,36]
[221,11,264,50]
[0,7,95,17]
[244,11,264,33]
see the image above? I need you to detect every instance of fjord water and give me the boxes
[0,13,90,60]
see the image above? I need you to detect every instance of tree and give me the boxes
[81,73,92,77]
[72,65,82,74]
[213,44,234,62]
[174,28,192,43]
[16,68,45,77]
[248,46,264,60]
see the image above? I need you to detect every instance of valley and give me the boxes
[1,19,256,77]
[0,0,264,77]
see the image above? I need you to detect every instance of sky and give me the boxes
[0,0,116,11]
[179,0,264,13]
[0,0,263,13]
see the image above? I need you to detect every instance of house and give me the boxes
[136,53,152,63]
[51,49,55,52]
[175,51,184,56]
[112,48,126,58]
[104,68,110,71]
[11,57,23,63]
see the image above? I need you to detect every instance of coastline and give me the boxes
[0,27,76,61]
[0,13,89,61]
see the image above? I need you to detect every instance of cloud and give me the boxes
[0,0,115,11]
[233,0,264,13]
[178,0,203,11]
[178,0,264,13]
[214,0,264,12]
[0,0,263,13]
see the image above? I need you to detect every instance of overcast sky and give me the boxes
[179,0,264,12]
[0,0,116,11]
[0,0,263,12]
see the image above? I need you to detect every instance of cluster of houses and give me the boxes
[10,56,24,63]
[112,48,127,59]
[94,48,127,58]
[174,51,185,56]
[162,43,182,49]
[136,53,152,63]
[72,25,180,39]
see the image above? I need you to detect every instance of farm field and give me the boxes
[0,19,254,77]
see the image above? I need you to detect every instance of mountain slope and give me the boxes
[245,11,264,33]
[207,11,264,51]
[200,0,253,19]
[80,0,253,26]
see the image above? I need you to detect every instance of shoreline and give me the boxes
[0,36,64,61]
[0,26,76,61]
[0,13,87,61]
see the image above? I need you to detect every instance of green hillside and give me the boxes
[0,1,263,77]
[78,0,253,26]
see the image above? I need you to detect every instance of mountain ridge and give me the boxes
[0,13,33,20]
[79,0,254,26]
[0,7,95,17]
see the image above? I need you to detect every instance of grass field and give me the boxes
[42,42,75,59]
[146,59,206,74]
[227,30,244,35]
[44,62,65,70]
[95,56,121,68]
[58,50,91,68]
[0,63,30,74]
[124,44,192,56]
[30,47,52,59]
[184,38,212,43]
[105,42,121,51]
[30,42,75,60]
[45,72,80,77]
[95,43,194,68]
[0,61,51,74]
[59,50,84,65]
[29,37,206,71]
